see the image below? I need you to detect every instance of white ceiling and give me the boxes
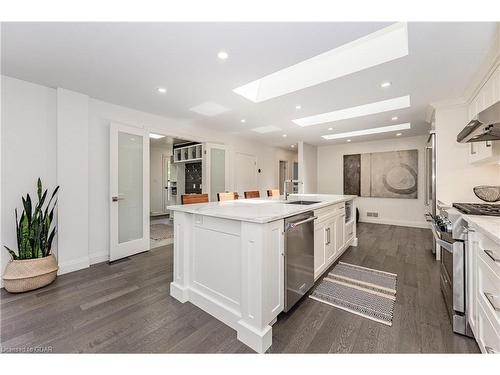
[1,22,497,148]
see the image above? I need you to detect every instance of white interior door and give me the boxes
[204,143,229,201]
[235,152,257,196]
[110,122,150,262]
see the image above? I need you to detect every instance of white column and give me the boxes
[56,88,90,274]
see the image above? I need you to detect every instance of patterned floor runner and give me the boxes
[310,262,397,326]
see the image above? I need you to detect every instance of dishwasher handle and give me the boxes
[286,216,317,230]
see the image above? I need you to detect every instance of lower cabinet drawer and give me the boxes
[345,221,354,241]
[478,235,500,277]
[478,256,500,327]
[478,297,500,354]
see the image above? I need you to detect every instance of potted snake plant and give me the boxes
[2,178,60,293]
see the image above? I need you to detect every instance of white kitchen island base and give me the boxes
[169,195,357,352]
[170,212,284,353]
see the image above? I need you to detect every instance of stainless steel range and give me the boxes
[428,206,473,337]
[453,203,500,216]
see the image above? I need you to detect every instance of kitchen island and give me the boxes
[168,194,357,352]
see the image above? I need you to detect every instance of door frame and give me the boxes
[109,122,150,262]
[162,153,171,213]
[277,159,289,194]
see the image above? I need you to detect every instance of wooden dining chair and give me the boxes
[217,192,238,202]
[267,189,280,197]
[181,193,209,205]
[244,190,260,199]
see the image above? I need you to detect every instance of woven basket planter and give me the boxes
[2,254,58,293]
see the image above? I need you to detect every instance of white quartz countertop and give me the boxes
[462,214,500,245]
[167,194,357,224]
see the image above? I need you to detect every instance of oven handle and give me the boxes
[430,222,454,253]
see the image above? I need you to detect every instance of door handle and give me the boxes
[325,227,331,245]
[484,249,500,262]
[286,216,317,230]
[112,196,125,202]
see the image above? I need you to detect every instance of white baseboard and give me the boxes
[89,251,109,265]
[57,256,90,275]
[360,217,430,229]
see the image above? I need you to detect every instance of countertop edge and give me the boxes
[167,196,356,224]
[462,214,500,246]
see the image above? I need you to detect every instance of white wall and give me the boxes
[435,104,500,204]
[1,76,57,280]
[317,135,429,228]
[298,142,317,193]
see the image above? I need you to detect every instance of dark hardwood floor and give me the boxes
[0,223,479,354]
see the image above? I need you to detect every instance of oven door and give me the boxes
[440,240,465,314]
[430,223,465,314]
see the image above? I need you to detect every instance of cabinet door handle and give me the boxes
[325,228,331,245]
[470,143,476,155]
[484,292,500,311]
[484,249,500,262]
[485,346,497,354]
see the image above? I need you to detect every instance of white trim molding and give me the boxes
[360,217,430,229]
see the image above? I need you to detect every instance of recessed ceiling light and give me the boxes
[233,23,408,103]
[149,133,165,139]
[157,87,167,94]
[291,145,295,148]
[251,126,281,134]
[295,105,302,110]
[282,134,287,138]
[328,127,333,131]
[347,139,352,142]
[322,123,411,140]
[391,116,399,121]
[240,119,246,123]
[217,50,229,60]
[380,81,392,88]
[396,133,402,136]
[293,95,410,127]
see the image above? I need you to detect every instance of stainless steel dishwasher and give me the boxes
[284,211,317,312]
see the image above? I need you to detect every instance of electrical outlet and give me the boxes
[367,211,379,217]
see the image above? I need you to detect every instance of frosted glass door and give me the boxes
[204,143,229,202]
[110,123,149,262]
[118,132,143,243]
[210,148,226,202]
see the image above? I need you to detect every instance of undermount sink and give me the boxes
[285,200,321,205]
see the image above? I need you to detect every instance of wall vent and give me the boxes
[367,211,379,217]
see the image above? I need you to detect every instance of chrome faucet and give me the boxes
[284,179,303,200]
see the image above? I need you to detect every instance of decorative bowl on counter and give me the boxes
[473,185,500,202]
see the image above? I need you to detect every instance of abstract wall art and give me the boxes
[343,149,418,199]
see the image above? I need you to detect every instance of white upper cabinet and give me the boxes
[467,65,500,165]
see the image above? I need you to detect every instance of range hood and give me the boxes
[457,100,500,143]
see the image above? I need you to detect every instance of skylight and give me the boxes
[322,123,411,140]
[233,23,408,103]
[293,95,411,127]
